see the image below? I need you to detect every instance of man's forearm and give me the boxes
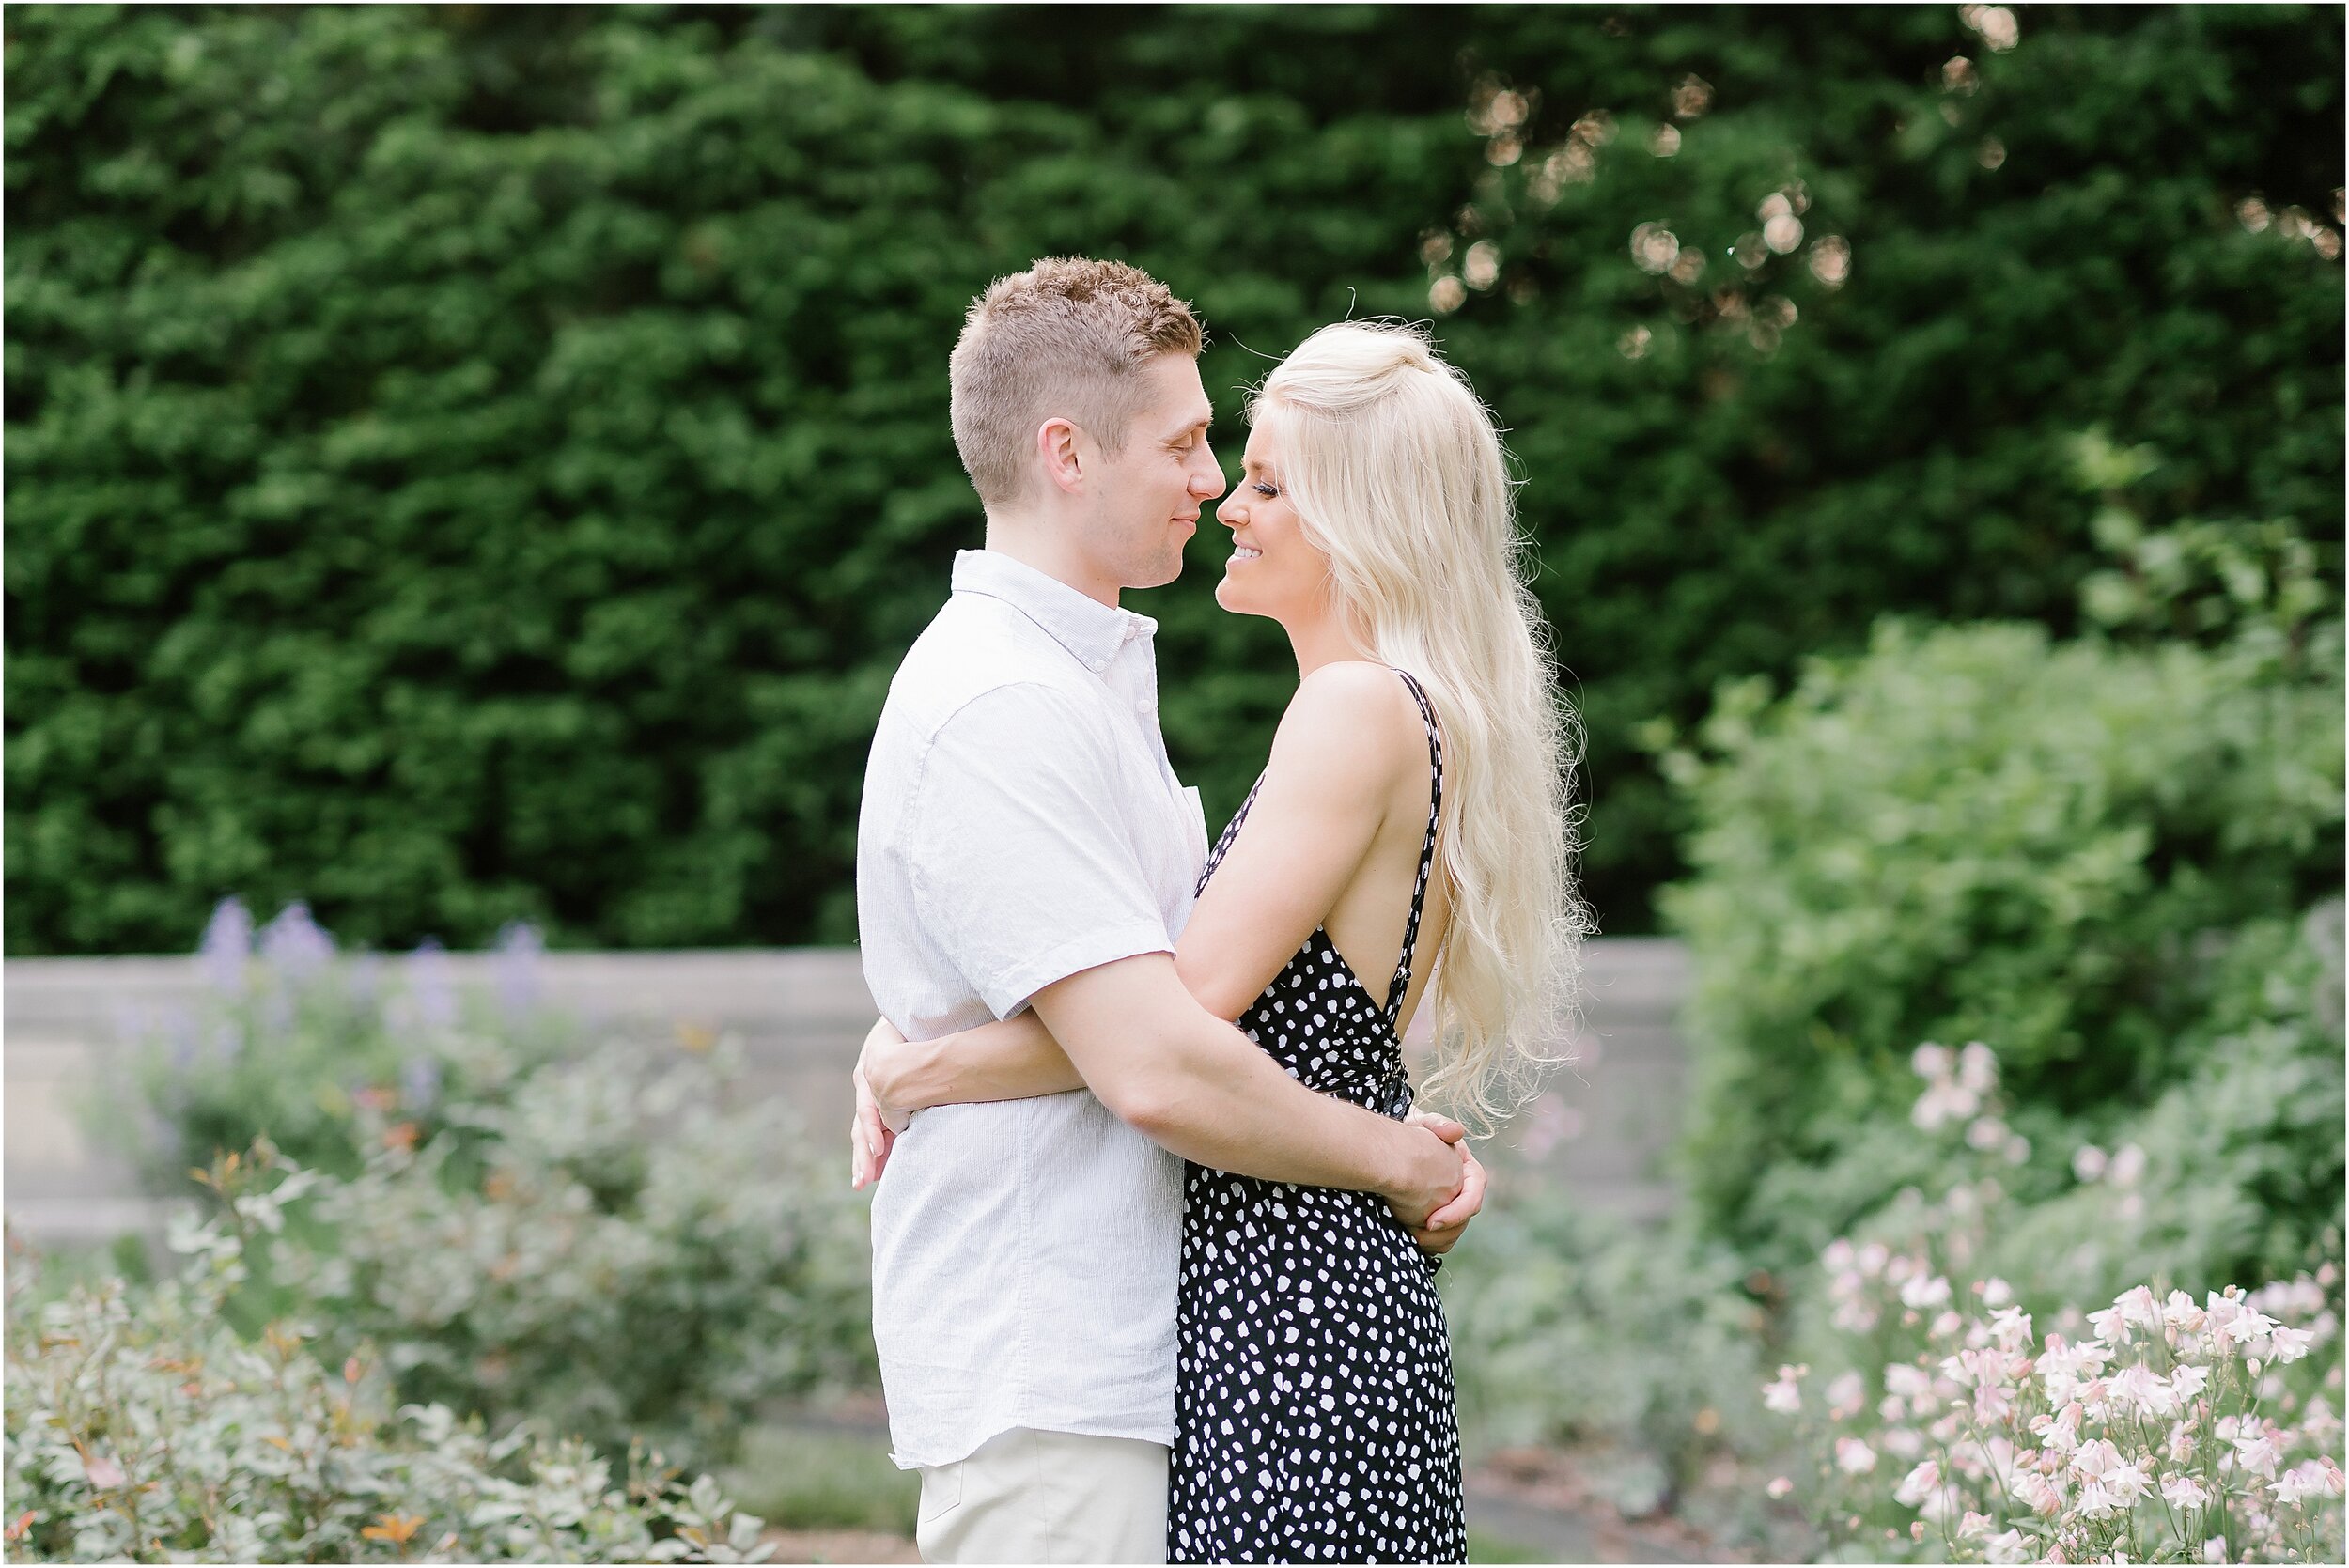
[1119,1014,1422,1194]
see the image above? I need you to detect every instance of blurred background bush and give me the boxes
[8,3,2339,952]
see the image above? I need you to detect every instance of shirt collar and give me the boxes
[952,549,1156,673]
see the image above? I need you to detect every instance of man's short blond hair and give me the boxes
[949,257,1205,507]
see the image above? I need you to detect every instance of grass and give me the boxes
[1465,1527,1558,1562]
[723,1424,919,1534]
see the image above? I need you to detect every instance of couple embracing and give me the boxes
[849,257,1586,1565]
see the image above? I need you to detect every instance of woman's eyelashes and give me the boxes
[1252,479,1279,499]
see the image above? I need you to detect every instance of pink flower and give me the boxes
[2164,1290,2206,1333]
[1835,1436,1878,1475]
[2032,1402,2083,1455]
[82,1453,124,1489]
[1765,1475,1793,1499]
[1892,1457,1939,1506]
[1826,1371,1865,1420]
[2169,1363,2210,1404]
[2069,1437,2122,1481]
[2014,1469,2066,1515]
[1762,1364,1805,1414]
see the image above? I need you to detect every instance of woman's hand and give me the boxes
[850,1017,915,1190]
[860,1017,921,1131]
[1407,1110,1486,1256]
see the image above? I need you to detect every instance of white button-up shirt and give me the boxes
[857,549,1209,1470]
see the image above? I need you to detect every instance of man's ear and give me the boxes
[1036,417,1085,495]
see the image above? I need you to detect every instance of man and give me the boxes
[852,258,1477,1564]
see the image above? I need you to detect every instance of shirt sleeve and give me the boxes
[904,681,1176,1018]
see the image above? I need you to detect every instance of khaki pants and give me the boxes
[915,1426,1169,1564]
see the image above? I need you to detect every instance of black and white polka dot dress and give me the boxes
[1168,668,1466,1565]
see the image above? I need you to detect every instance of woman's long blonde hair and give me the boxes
[1252,319,1593,1132]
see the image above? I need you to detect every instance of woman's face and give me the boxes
[1213,420,1333,622]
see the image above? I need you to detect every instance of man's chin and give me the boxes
[1126,552,1187,592]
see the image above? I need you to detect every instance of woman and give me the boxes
[855,319,1589,1563]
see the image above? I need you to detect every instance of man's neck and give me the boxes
[981,514,1120,608]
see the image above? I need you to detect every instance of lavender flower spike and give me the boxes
[258,901,336,982]
[197,896,254,993]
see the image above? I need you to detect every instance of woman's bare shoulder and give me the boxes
[1267,661,1423,790]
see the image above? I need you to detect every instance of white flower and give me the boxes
[1988,1305,2034,1351]
[2073,1144,2108,1182]
[2162,1472,2210,1510]
[2169,1363,2209,1405]
[1826,1370,1865,1420]
[1911,1041,1952,1079]
[1881,1426,1926,1460]
[2268,1324,2315,1362]
[1836,1436,1878,1474]
[2106,1458,2152,1505]
[1912,1080,1979,1129]
[2088,1302,2132,1346]
[1762,1364,1805,1414]
[2201,1537,2228,1564]
[1857,1241,1890,1276]
[1980,1276,2015,1309]
[2218,1307,2280,1352]
[2271,1468,2319,1508]
[2074,1477,2121,1517]
[1956,1041,1998,1093]
[2165,1290,2206,1333]
[1902,1273,1953,1310]
[1985,1527,2031,1564]
[1887,1362,1934,1400]
[1765,1475,1793,1499]
[2231,1430,2281,1478]
[2108,1142,2146,1188]
[2108,1363,2175,1418]
[1821,1238,1855,1271]
[1966,1115,2008,1150]
[2115,1286,2163,1330]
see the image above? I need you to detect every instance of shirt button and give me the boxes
[1090,658,1108,672]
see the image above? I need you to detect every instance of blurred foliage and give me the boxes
[5,1157,776,1564]
[7,4,2341,952]
[110,931,877,1472]
[1658,483,2342,1272]
[1440,1197,1797,1550]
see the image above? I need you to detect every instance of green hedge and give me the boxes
[8,5,2340,952]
